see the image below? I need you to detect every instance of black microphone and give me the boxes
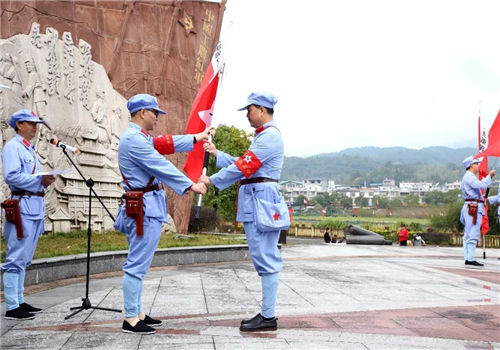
[485,188,490,199]
[50,138,80,154]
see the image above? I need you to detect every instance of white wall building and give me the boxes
[279,179,335,204]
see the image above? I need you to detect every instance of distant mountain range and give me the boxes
[282,146,480,185]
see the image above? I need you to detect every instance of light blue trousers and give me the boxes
[462,211,482,261]
[123,273,144,318]
[261,272,279,318]
[2,218,43,311]
[122,217,161,317]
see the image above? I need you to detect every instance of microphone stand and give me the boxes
[59,146,121,320]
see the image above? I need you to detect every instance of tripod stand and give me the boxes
[59,147,121,320]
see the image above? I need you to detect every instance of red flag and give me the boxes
[475,110,500,159]
[183,43,222,182]
[477,114,490,235]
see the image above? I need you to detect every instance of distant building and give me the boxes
[383,178,396,187]
[279,179,335,204]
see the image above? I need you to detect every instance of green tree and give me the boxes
[340,196,352,209]
[296,194,308,206]
[403,194,420,207]
[201,125,252,220]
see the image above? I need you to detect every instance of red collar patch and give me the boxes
[255,126,265,135]
[22,138,31,149]
[140,129,149,139]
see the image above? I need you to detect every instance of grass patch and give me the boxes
[0,231,246,263]
[295,216,430,224]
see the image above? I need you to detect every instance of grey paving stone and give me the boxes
[0,330,73,349]
[61,331,141,349]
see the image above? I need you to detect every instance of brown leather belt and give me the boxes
[240,177,278,185]
[121,184,161,199]
[11,190,45,197]
[465,199,484,203]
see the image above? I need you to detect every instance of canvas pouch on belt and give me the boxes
[125,191,144,236]
[1,199,23,239]
[468,202,478,225]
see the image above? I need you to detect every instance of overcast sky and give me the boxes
[211,0,499,157]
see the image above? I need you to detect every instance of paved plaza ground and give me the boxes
[1,238,499,349]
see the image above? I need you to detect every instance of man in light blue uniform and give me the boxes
[201,92,286,332]
[115,94,208,334]
[2,109,56,320]
[460,156,495,267]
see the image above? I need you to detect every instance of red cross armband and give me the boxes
[234,150,262,178]
[153,134,174,155]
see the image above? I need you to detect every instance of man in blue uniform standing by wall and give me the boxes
[200,91,288,332]
[115,94,208,334]
[460,156,495,267]
[2,109,56,320]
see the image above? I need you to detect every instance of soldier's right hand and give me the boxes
[190,182,207,195]
[203,141,217,157]
[490,169,496,178]
[41,175,56,187]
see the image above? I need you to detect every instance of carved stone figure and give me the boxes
[110,107,122,149]
[22,58,49,123]
[1,54,23,96]
[35,125,54,167]
[91,89,109,144]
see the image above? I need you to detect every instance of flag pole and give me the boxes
[194,46,226,220]
[479,102,487,259]
[195,133,212,219]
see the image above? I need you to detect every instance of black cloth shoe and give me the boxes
[466,260,484,267]
[122,320,156,334]
[142,315,162,327]
[239,314,277,332]
[20,302,42,314]
[5,307,35,320]
[241,313,261,325]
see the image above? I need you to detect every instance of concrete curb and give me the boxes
[16,245,252,287]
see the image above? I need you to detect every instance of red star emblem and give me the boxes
[273,212,280,221]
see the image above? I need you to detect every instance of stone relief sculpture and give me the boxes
[35,125,54,167]
[0,23,129,233]
[91,89,109,144]
[45,27,61,97]
[22,58,50,126]
[78,40,93,111]
[1,53,24,96]
[110,107,123,150]
[62,32,76,104]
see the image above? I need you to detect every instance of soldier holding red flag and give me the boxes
[200,91,288,332]
[460,156,495,267]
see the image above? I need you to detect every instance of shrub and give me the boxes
[429,202,463,232]
[317,218,348,230]
[188,207,220,233]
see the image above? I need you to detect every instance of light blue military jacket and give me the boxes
[115,123,194,224]
[210,120,284,222]
[487,195,500,218]
[2,134,44,219]
[460,170,492,218]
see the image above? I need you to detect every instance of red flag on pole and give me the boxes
[478,116,489,235]
[183,43,222,182]
[475,110,500,159]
